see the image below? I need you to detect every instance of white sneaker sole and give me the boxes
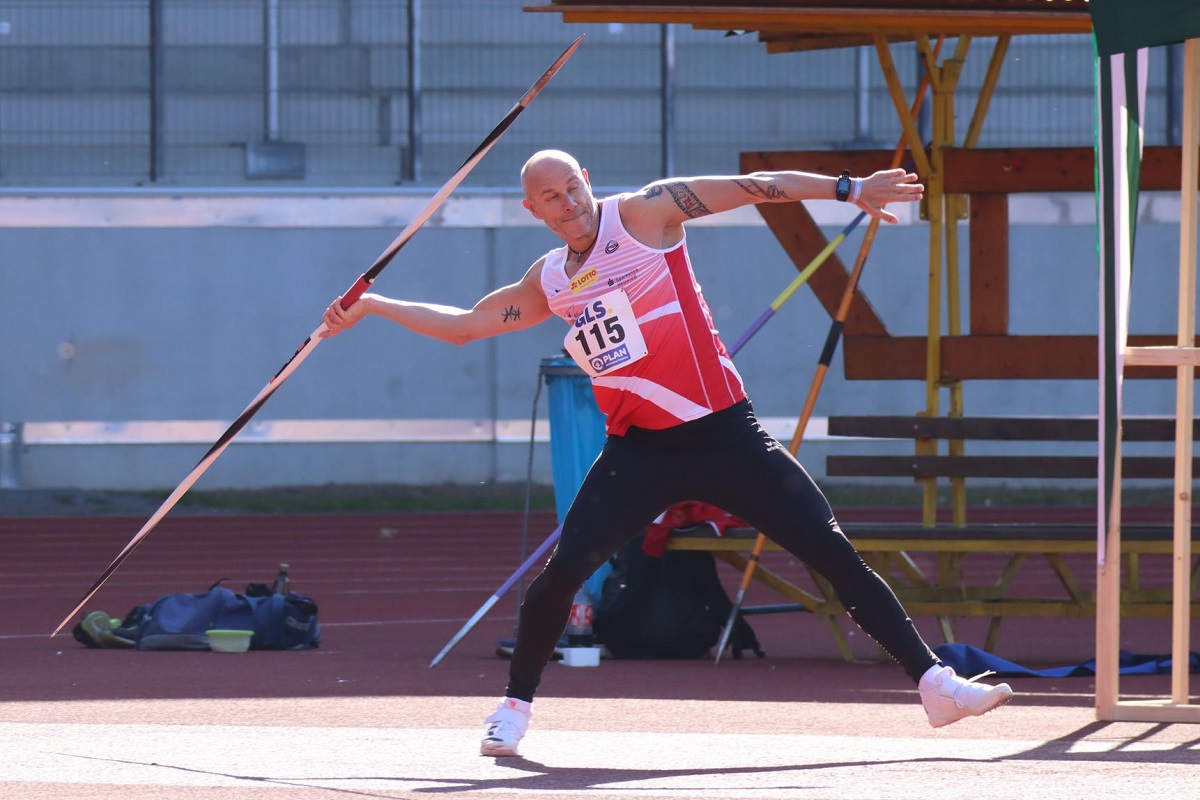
[480,740,520,757]
[929,685,1014,729]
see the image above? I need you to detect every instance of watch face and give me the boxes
[836,172,851,201]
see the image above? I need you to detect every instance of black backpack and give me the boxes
[593,532,764,660]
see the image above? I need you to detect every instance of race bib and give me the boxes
[563,289,648,377]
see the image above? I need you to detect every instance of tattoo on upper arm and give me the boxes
[644,182,711,218]
[501,305,522,323]
[734,178,790,201]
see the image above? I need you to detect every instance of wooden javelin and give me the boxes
[52,36,585,638]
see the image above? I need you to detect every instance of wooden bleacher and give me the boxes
[667,415,1200,660]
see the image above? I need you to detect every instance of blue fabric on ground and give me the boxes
[934,642,1200,678]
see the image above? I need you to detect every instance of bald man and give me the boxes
[323,151,1012,757]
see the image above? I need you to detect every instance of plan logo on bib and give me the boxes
[589,344,633,374]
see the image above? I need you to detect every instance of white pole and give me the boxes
[1169,36,1198,705]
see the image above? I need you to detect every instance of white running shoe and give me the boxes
[919,665,1013,728]
[480,697,531,757]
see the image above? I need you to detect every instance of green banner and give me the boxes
[1095,46,1145,565]
[1090,0,1200,56]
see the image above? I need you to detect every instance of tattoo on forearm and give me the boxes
[502,305,522,323]
[644,182,712,218]
[734,178,789,201]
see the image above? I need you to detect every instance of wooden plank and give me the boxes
[890,600,1200,618]
[828,414,1095,440]
[532,6,1093,37]
[1108,702,1200,724]
[741,149,908,177]
[672,523,1197,542]
[827,454,1091,478]
[674,515,1200,655]
[942,146,1200,193]
[668,525,1198,553]
[826,415,1196,441]
[764,33,916,54]
[740,146,1200,192]
[842,334,1200,380]
[839,524,1196,543]
[968,193,1009,335]
[1124,346,1200,367]
[843,335,1097,379]
[541,1,1092,10]
[826,454,1199,479]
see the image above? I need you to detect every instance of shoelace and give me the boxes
[953,670,998,707]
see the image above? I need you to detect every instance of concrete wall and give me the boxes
[1,190,1193,491]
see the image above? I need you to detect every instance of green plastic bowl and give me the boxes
[207,629,253,653]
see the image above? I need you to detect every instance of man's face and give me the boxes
[522,160,598,243]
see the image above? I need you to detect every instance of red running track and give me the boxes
[1,505,1191,703]
[1,508,1197,800]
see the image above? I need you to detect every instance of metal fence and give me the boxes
[0,0,1184,188]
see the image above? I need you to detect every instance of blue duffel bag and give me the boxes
[73,581,322,652]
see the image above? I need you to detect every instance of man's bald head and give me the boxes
[520,150,584,198]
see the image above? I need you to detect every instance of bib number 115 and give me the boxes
[572,317,625,357]
[563,289,647,377]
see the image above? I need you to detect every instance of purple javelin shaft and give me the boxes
[428,525,562,668]
[725,210,867,358]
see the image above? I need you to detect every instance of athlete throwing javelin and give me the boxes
[322,150,1013,757]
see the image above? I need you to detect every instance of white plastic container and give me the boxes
[560,646,601,667]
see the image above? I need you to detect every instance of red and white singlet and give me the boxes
[540,194,747,436]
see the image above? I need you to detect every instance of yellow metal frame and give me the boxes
[670,528,1200,661]
[875,33,1011,528]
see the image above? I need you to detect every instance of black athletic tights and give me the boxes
[505,399,940,702]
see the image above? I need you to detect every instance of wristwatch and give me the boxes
[835,169,852,202]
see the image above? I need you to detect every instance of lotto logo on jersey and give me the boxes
[570,268,598,293]
[589,344,632,374]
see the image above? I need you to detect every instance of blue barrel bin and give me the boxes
[538,355,610,597]
[0,422,21,490]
